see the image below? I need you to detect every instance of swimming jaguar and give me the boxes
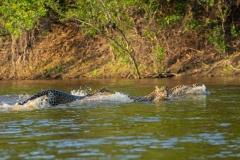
[18,88,111,106]
[18,83,209,106]
[130,83,209,102]
[129,86,169,102]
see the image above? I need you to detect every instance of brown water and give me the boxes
[0,77,240,159]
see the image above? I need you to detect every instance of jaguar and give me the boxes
[18,83,209,106]
[18,88,111,106]
[130,86,169,102]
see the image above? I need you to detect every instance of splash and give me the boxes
[71,89,89,96]
[186,84,210,95]
[81,92,131,103]
[70,88,132,103]
[0,97,50,112]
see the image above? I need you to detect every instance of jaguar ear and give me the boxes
[155,86,159,90]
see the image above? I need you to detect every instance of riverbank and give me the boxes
[1,1,240,80]
[0,20,240,80]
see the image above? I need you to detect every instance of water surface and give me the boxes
[0,77,240,159]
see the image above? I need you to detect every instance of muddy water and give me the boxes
[0,77,240,159]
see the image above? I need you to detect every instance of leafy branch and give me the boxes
[56,0,141,78]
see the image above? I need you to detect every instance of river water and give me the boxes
[0,77,240,159]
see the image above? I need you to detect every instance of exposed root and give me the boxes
[204,60,225,75]
[204,59,240,76]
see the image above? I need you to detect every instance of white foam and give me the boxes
[71,88,132,103]
[0,97,50,112]
[82,92,131,103]
[186,85,210,95]
[71,89,88,96]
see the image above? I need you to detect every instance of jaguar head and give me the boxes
[153,86,169,102]
[145,86,169,102]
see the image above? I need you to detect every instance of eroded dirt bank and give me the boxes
[0,21,240,80]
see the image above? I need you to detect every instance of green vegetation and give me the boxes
[0,0,240,78]
[0,0,51,38]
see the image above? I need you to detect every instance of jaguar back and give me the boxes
[47,90,81,105]
[169,83,210,98]
[19,89,81,106]
[169,85,191,98]
[186,83,210,95]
